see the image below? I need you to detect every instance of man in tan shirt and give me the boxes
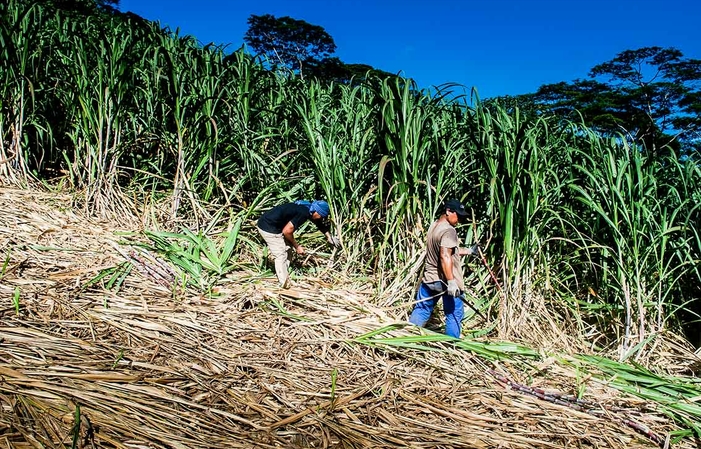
[409,199,479,338]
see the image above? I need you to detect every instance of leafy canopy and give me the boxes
[533,47,701,156]
[244,14,337,72]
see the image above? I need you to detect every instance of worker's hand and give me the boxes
[328,235,341,248]
[295,245,305,255]
[467,244,482,257]
[446,279,460,297]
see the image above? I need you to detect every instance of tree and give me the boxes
[46,0,119,13]
[243,14,336,73]
[481,93,545,119]
[304,57,397,85]
[530,47,701,157]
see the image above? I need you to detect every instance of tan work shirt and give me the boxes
[422,219,464,291]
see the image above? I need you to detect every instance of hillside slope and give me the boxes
[0,186,694,448]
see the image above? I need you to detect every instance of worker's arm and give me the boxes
[282,222,304,254]
[440,246,460,296]
[440,246,455,280]
[458,244,481,257]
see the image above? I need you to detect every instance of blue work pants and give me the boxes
[409,281,464,338]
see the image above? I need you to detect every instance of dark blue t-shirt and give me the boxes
[257,203,329,234]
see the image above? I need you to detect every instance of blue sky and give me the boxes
[118,0,699,99]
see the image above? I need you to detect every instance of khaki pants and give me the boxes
[257,227,294,287]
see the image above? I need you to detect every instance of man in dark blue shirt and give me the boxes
[257,200,340,287]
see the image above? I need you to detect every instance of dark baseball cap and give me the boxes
[444,199,468,216]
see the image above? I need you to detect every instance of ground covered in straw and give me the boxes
[0,186,697,448]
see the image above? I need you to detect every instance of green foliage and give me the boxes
[354,326,701,439]
[561,132,701,352]
[83,262,132,304]
[330,367,338,403]
[4,1,701,445]
[481,93,544,119]
[295,78,380,272]
[571,353,701,439]
[472,102,576,296]
[354,323,541,360]
[3,0,701,360]
[244,14,337,73]
[304,57,399,85]
[70,403,81,449]
[0,251,10,280]
[532,47,701,157]
[48,0,119,14]
[0,0,44,183]
[12,287,20,315]
[135,214,244,291]
[111,348,124,368]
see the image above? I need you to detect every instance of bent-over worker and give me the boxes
[257,200,340,288]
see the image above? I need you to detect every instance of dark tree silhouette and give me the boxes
[244,14,336,73]
[530,47,701,157]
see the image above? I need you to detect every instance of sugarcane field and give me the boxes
[2,1,701,448]
[2,185,699,448]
